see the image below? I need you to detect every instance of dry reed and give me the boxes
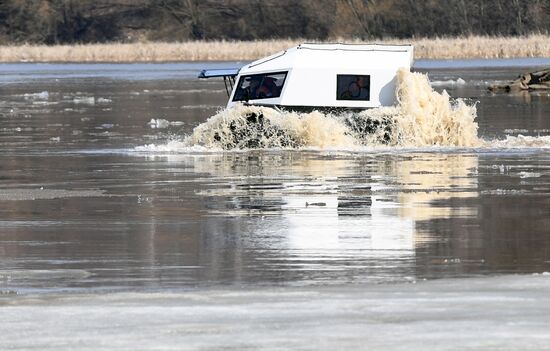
[0,35,549,62]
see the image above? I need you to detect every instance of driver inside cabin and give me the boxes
[256,77,277,98]
[246,77,262,99]
[237,76,279,101]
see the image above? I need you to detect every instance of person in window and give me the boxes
[234,75,281,101]
[247,77,262,99]
[340,75,369,100]
[256,77,277,98]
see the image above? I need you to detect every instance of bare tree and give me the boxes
[344,0,371,38]
[1,0,550,44]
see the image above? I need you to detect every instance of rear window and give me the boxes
[337,75,370,101]
[233,72,287,101]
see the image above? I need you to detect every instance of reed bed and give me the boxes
[0,35,549,62]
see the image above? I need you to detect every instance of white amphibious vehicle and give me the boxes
[199,43,414,111]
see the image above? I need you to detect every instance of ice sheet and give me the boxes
[1,274,549,350]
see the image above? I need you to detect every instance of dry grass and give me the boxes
[0,35,549,62]
[396,34,550,60]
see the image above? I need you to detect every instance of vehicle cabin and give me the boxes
[199,43,414,111]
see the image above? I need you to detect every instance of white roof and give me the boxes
[240,43,414,74]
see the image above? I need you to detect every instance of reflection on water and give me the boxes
[0,63,550,294]
[394,154,478,221]
[1,150,550,293]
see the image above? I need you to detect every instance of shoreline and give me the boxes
[0,35,549,63]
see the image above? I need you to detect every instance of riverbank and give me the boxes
[1,35,549,63]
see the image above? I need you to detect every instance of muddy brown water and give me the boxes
[1,61,550,294]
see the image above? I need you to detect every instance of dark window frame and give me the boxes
[336,74,371,101]
[232,71,288,102]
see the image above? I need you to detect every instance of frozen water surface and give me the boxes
[1,60,550,349]
[2,275,550,350]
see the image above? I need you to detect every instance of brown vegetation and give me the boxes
[0,0,549,44]
[1,35,549,63]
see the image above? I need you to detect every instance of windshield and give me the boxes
[232,72,287,101]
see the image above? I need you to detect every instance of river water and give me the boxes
[1,60,550,350]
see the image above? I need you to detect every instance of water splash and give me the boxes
[136,69,549,152]
[189,107,358,149]
[392,69,479,147]
[183,69,480,150]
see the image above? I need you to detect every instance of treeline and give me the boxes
[1,0,549,44]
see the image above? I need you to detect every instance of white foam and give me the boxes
[180,104,219,109]
[487,135,550,149]
[147,118,185,129]
[23,91,49,100]
[97,98,112,104]
[504,129,529,134]
[135,140,218,153]
[73,97,95,105]
[182,89,226,94]
[430,78,467,87]
[518,171,542,179]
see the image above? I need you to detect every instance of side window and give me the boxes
[233,72,287,101]
[337,75,370,101]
